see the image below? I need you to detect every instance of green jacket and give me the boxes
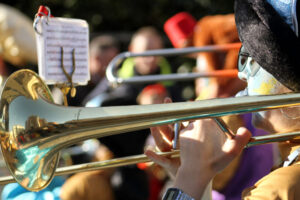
[118,57,173,86]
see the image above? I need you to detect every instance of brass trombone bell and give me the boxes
[106,43,241,86]
[2,69,300,191]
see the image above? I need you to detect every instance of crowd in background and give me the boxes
[0,2,291,200]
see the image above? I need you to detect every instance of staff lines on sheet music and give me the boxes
[46,44,87,48]
[47,58,87,62]
[47,23,87,29]
[47,72,88,76]
[47,63,86,69]
[46,37,87,42]
[46,29,88,35]
[47,65,87,69]
[47,54,87,58]
[47,57,87,62]
[46,51,86,55]
[47,56,87,62]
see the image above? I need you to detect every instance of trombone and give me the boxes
[1,69,300,191]
[106,43,241,86]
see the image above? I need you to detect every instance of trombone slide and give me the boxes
[1,69,300,191]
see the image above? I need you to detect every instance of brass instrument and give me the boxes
[106,43,241,86]
[1,69,300,191]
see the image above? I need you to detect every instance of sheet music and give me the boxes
[36,17,90,85]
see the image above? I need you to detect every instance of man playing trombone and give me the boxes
[146,0,300,199]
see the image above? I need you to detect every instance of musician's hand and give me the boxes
[173,119,251,199]
[145,97,180,179]
[145,126,180,179]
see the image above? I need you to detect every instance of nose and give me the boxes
[235,88,248,97]
[238,71,248,81]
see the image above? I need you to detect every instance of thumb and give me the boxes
[235,127,252,147]
[223,127,252,156]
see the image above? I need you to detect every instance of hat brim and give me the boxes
[235,0,300,92]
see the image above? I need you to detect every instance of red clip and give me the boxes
[37,5,53,17]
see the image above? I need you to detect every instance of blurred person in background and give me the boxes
[60,144,115,200]
[162,12,275,200]
[193,14,243,99]
[63,34,120,106]
[86,26,184,106]
[81,35,120,105]
[118,26,170,78]
[137,83,170,105]
[164,12,244,99]
[83,28,177,200]
[137,83,171,200]
[104,26,183,106]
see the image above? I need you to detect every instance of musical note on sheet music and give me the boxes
[36,17,90,85]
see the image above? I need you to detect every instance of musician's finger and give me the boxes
[145,149,179,178]
[159,124,174,141]
[150,127,172,151]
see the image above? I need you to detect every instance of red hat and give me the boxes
[164,12,197,48]
[141,83,167,96]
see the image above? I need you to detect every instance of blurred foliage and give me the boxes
[2,0,234,33]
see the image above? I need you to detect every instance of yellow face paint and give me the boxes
[238,53,300,125]
[252,77,278,95]
[238,57,281,96]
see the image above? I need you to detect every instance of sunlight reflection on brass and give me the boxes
[1,69,300,191]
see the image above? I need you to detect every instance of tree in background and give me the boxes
[1,0,234,35]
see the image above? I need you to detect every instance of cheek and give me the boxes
[252,111,269,124]
[247,72,278,96]
[252,111,273,131]
[253,109,295,132]
[257,111,268,118]
[252,112,265,129]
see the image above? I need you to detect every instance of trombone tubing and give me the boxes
[2,69,300,191]
[1,129,300,185]
[113,69,238,84]
[19,93,300,152]
[0,150,179,185]
[106,43,241,86]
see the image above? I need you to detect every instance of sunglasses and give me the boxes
[237,46,260,77]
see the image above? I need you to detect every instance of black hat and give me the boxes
[234,0,300,91]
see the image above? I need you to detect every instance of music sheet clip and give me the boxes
[34,6,90,87]
[58,47,77,105]
[33,6,52,35]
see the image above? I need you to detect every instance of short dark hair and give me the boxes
[90,35,119,56]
